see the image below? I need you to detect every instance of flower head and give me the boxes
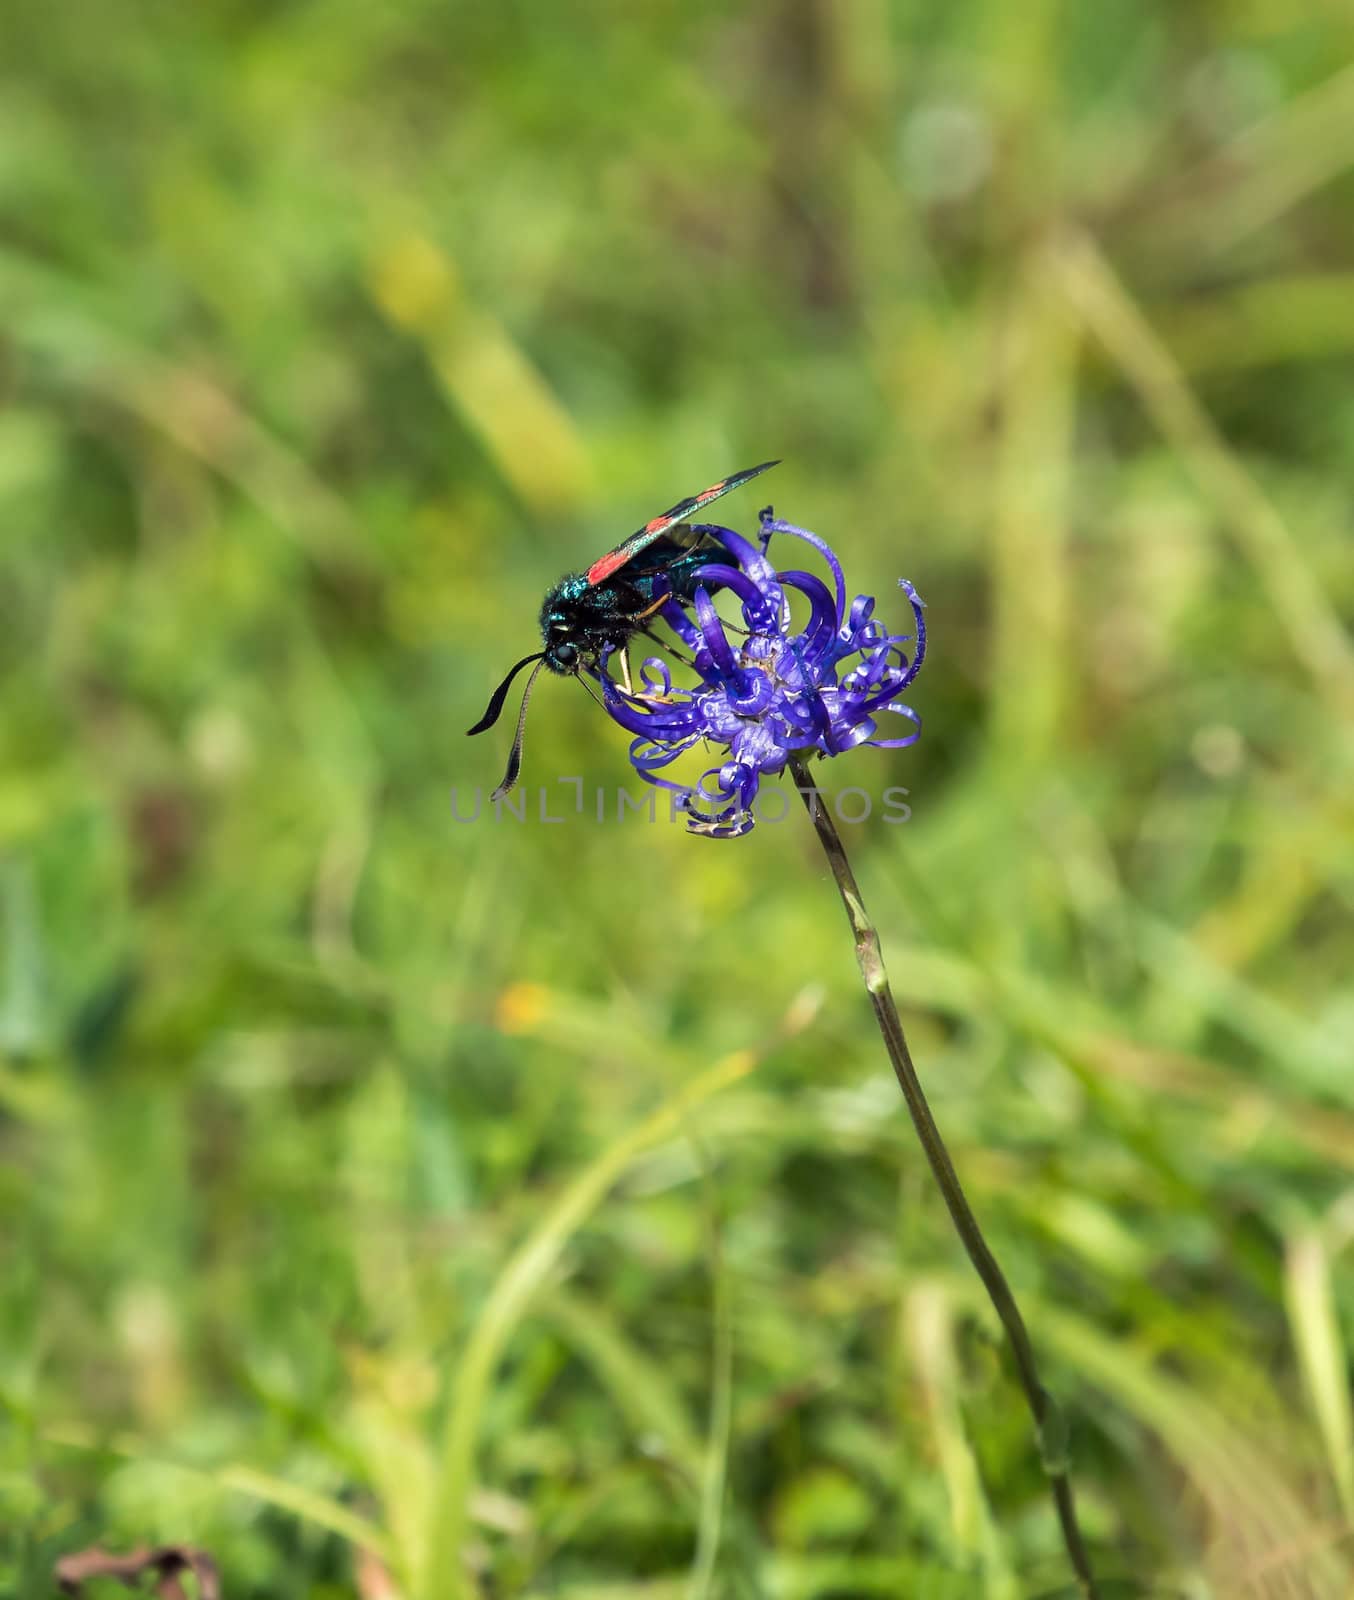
[598,508,925,836]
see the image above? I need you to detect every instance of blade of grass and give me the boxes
[834,854,1354,1179]
[1164,273,1354,374]
[902,1279,1017,1597]
[1284,1229,1354,1523]
[0,247,372,572]
[1035,1299,1352,1596]
[1188,786,1349,973]
[1148,61,1354,260]
[366,230,590,517]
[0,858,44,1058]
[988,243,1078,776]
[1053,228,1354,722]
[38,1424,397,1570]
[687,1167,733,1600]
[1130,910,1348,1093]
[420,1048,757,1600]
[544,1290,704,1483]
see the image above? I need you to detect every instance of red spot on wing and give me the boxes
[586,511,685,585]
[585,548,633,585]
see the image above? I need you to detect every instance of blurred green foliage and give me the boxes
[3,2,1354,1596]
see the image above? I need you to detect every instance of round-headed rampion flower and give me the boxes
[597,508,925,836]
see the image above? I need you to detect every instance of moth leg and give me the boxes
[575,674,605,712]
[641,626,694,669]
[629,593,671,625]
[617,594,679,687]
[617,646,634,696]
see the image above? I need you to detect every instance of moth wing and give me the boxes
[584,460,779,587]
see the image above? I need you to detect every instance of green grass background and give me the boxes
[4,2,1354,1596]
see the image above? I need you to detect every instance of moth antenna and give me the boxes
[468,651,546,736]
[491,656,549,800]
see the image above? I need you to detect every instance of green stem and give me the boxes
[787,753,1100,1599]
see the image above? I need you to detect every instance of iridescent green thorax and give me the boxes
[539,570,635,674]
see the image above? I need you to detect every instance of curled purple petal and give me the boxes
[762,516,846,629]
[691,562,777,630]
[865,703,922,748]
[693,585,742,684]
[659,596,703,652]
[637,657,674,695]
[700,522,782,601]
[779,570,839,661]
[896,579,927,686]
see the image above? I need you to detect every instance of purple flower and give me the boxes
[598,509,926,837]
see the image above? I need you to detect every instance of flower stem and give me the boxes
[787,753,1100,1597]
